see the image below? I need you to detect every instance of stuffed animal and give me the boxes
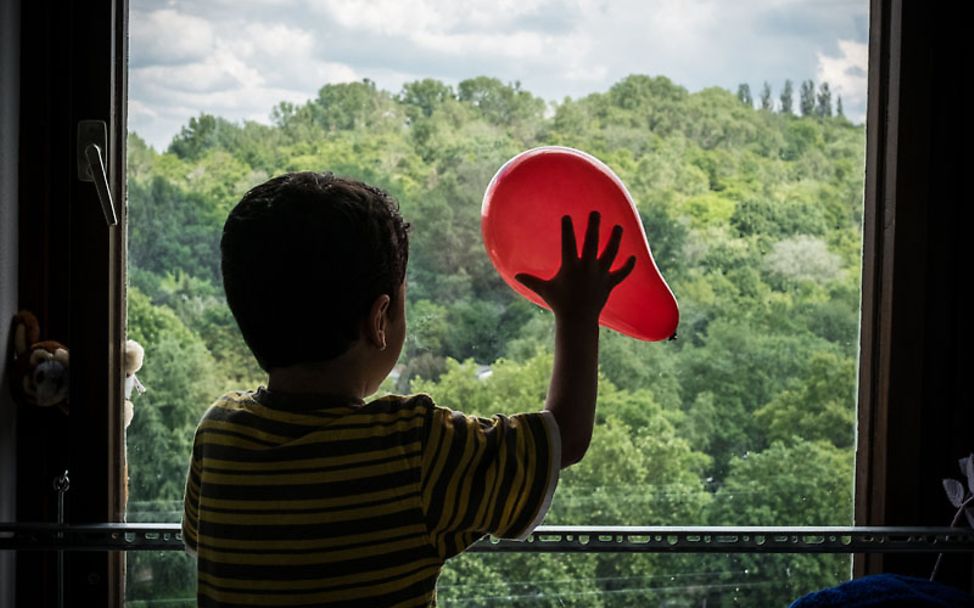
[11,310,69,413]
[123,339,145,428]
[121,338,146,511]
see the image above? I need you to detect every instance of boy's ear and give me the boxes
[365,294,392,351]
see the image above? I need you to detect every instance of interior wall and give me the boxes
[0,0,21,604]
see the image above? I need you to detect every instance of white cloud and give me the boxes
[309,0,554,36]
[128,0,869,148]
[130,10,215,67]
[816,39,868,121]
[128,9,360,149]
[134,49,257,94]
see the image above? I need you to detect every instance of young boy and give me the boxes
[182,171,635,607]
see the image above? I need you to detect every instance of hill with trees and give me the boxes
[125,74,864,606]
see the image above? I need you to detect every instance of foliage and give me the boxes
[780,79,795,115]
[125,73,864,605]
[800,80,816,116]
[760,82,773,111]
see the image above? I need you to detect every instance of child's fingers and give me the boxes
[599,225,624,269]
[561,215,578,261]
[608,256,637,288]
[582,211,601,260]
[515,272,548,297]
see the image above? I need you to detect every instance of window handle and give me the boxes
[77,120,118,226]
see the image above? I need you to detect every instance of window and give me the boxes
[123,1,868,604]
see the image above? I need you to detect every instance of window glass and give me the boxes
[125,1,868,604]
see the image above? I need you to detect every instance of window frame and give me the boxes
[16,0,127,603]
[854,0,972,582]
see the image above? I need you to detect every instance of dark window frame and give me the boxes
[854,0,972,583]
[16,0,127,603]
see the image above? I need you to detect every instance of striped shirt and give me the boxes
[182,389,560,607]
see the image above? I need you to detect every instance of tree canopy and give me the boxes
[125,75,864,606]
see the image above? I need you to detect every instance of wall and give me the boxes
[0,0,21,603]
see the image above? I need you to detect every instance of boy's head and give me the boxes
[221,172,409,371]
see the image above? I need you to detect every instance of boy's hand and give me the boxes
[515,211,636,324]
[518,211,636,467]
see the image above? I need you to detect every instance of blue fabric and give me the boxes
[790,574,974,607]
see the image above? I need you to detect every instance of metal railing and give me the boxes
[2,523,973,553]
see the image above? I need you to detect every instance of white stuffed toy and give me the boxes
[123,339,145,428]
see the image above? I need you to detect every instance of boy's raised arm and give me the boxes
[515,211,635,468]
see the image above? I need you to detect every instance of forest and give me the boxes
[124,75,864,606]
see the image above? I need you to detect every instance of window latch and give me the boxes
[76,120,118,226]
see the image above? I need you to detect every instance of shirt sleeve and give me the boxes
[181,438,202,556]
[420,405,561,559]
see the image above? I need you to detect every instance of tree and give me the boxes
[399,78,455,120]
[312,79,399,131]
[760,82,773,111]
[167,113,240,160]
[607,74,688,110]
[799,80,816,116]
[705,439,853,605]
[763,235,843,285]
[441,553,602,607]
[816,82,833,117]
[675,319,837,479]
[780,79,794,114]
[836,95,845,118]
[736,83,753,107]
[127,176,223,285]
[457,76,545,126]
[754,350,857,448]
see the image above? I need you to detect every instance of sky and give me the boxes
[129,0,870,151]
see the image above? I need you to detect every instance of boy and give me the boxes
[182,171,635,607]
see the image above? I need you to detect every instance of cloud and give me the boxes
[128,0,869,148]
[816,39,868,121]
[128,8,360,149]
[308,0,558,36]
[130,10,215,67]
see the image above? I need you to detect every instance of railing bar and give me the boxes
[1,524,971,553]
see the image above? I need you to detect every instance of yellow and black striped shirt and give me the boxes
[182,389,560,607]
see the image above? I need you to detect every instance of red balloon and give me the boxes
[482,146,679,342]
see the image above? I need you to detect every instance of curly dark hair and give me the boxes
[221,172,409,370]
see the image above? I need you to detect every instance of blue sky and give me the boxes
[129,0,869,150]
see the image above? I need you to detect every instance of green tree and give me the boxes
[704,439,853,605]
[400,78,455,119]
[816,82,833,117]
[676,320,835,478]
[457,77,545,127]
[799,80,816,116]
[312,79,400,131]
[754,350,856,448]
[127,176,223,285]
[168,113,241,160]
[736,83,753,107]
[780,79,794,114]
[760,82,773,110]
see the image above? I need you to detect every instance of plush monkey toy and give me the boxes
[11,310,70,413]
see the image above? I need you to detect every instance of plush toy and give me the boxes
[11,310,70,414]
[123,339,145,428]
[121,338,146,511]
